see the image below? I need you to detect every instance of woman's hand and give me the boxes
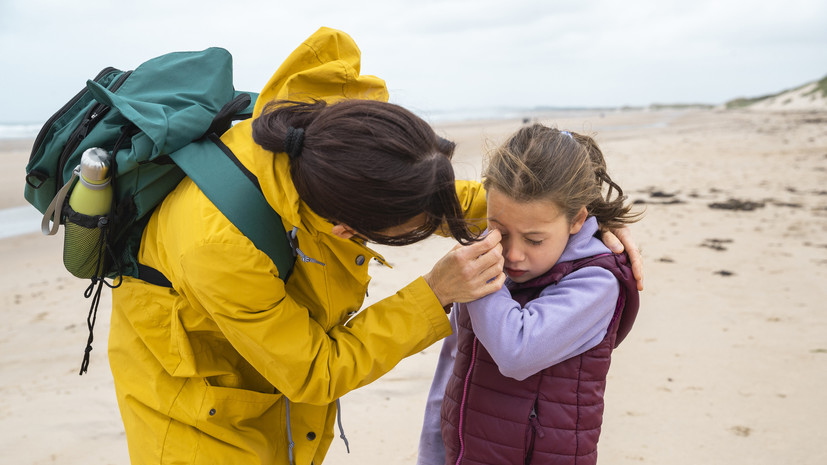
[602,226,644,291]
[423,230,505,307]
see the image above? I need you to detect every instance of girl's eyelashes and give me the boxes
[497,229,542,245]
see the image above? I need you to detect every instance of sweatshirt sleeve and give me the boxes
[466,266,619,381]
[417,311,457,465]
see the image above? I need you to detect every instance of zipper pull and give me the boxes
[288,227,325,266]
[78,104,105,140]
[529,407,545,438]
[296,247,325,266]
[76,119,91,140]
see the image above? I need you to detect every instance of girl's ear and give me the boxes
[569,206,588,234]
[331,224,358,240]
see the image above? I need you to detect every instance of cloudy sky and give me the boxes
[1,0,825,124]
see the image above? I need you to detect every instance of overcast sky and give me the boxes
[1,0,826,124]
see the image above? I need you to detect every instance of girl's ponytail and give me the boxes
[572,133,641,229]
[484,124,640,231]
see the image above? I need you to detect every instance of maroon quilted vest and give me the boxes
[441,253,639,465]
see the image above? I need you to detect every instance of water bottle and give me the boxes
[69,148,113,215]
[64,148,113,278]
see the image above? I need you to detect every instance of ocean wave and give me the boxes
[0,205,43,240]
[0,123,40,139]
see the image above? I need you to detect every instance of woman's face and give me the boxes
[377,213,429,238]
[486,188,585,283]
[333,213,428,242]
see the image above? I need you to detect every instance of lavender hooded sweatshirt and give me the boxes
[417,217,619,465]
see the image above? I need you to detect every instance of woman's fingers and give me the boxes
[423,231,505,306]
[605,227,644,291]
[600,230,624,254]
[458,229,501,260]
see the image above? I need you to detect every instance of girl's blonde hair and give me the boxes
[482,124,640,230]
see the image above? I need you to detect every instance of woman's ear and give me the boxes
[569,206,588,234]
[331,224,358,240]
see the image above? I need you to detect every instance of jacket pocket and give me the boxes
[191,383,285,463]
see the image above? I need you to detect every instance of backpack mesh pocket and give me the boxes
[63,204,109,279]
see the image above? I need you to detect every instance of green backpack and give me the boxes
[24,48,295,373]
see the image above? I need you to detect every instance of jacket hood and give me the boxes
[252,27,388,119]
[222,27,393,256]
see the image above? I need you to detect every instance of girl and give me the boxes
[418,124,642,465]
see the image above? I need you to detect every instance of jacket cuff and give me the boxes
[408,276,452,340]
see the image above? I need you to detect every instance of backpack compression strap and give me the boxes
[168,134,295,282]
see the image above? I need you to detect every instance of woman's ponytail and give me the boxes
[251,99,479,245]
[252,99,327,157]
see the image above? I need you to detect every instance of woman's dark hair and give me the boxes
[252,99,478,245]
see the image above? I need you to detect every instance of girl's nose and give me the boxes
[504,244,524,263]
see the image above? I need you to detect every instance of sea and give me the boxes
[0,123,41,140]
[1,123,40,239]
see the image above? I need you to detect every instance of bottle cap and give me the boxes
[80,148,111,182]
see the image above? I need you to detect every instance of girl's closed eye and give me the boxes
[526,237,543,246]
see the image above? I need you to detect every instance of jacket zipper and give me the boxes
[455,337,478,465]
[53,70,133,193]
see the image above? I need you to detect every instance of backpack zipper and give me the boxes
[30,67,121,164]
[54,70,133,192]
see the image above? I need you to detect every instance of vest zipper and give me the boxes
[525,405,545,465]
[528,405,545,438]
[455,337,478,465]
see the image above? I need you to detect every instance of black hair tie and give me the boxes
[284,126,305,159]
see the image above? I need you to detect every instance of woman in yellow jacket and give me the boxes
[108,28,640,465]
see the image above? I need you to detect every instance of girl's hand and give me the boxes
[601,226,643,291]
[424,230,505,306]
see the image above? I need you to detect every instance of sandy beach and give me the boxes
[2,107,826,464]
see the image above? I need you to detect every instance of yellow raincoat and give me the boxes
[108,28,487,464]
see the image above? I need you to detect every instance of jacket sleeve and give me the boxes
[437,180,487,238]
[455,179,487,222]
[466,267,619,380]
[177,242,452,405]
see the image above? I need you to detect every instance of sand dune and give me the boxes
[727,76,827,112]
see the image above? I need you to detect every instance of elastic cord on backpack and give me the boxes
[78,126,131,375]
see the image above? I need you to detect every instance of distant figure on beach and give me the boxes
[106,28,642,465]
[417,125,642,465]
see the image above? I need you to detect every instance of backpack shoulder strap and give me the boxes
[169,134,295,282]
